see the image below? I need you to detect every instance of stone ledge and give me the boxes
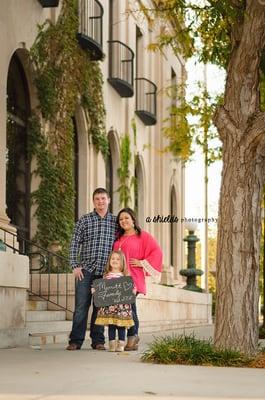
[0,252,29,288]
[145,280,212,305]
[139,321,213,333]
[0,288,27,330]
[0,327,29,349]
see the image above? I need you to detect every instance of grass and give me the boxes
[141,334,252,367]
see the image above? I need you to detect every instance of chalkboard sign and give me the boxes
[92,276,136,307]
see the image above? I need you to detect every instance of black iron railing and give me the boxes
[38,0,59,7]
[0,227,73,315]
[108,40,134,97]
[77,0,104,60]
[135,78,157,125]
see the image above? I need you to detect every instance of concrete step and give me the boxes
[29,332,69,345]
[26,310,66,322]
[26,320,72,334]
[29,330,90,346]
[27,299,48,311]
[28,295,47,301]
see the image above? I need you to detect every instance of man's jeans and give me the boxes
[69,270,104,347]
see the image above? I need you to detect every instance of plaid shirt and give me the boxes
[69,210,117,274]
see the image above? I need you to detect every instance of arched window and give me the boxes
[6,53,31,240]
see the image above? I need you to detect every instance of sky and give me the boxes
[185,58,226,237]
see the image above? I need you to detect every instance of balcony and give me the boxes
[38,0,59,6]
[135,78,157,125]
[77,0,104,61]
[108,41,134,97]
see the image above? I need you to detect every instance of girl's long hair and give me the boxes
[116,207,141,239]
[103,250,129,277]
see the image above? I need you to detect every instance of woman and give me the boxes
[113,207,163,350]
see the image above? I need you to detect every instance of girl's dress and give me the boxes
[95,272,134,328]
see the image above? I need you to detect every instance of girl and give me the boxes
[113,208,163,351]
[93,250,135,352]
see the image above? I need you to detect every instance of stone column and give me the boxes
[0,72,10,232]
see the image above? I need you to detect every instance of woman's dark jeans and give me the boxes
[69,269,105,347]
[127,301,139,337]
[108,325,125,341]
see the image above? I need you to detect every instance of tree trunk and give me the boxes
[212,1,265,354]
[214,137,265,353]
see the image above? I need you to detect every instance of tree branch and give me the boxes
[225,2,265,124]
[239,111,265,152]
[213,105,241,142]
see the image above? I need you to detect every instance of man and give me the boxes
[66,188,117,350]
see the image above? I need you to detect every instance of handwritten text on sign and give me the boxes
[92,276,136,307]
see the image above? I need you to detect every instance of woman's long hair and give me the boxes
[116,207,141,239]
[104,250,129,276]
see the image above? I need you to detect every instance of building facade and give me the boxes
[0,0,211,348]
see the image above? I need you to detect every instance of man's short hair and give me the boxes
[93,188,110,199]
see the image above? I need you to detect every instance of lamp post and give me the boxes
[180,222,203,292]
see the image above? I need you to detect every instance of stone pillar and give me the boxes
[0,66,10,232]
[160,264,174,286]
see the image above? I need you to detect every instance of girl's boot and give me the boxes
[116,340,125,352]
[108,340,116,352]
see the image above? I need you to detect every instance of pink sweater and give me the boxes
[113,230,163,294]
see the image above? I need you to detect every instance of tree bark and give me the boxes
[214,128,265,353]
[213,1,265,354]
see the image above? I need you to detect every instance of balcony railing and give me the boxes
[77,0,104,61]
[135,78,157,125]
[108,40,134,97]
[38,0,59,7]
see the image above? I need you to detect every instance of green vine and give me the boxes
[162,83,193,160]
[117,134,132,207]
[28,0,108,250]
[81,62,109,156]
[117,119,139,208]
[163,103,192,160]
[28,115,74,250]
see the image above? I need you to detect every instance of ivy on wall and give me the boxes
[28,115,74,249]
[117,120,138,208]
[117,134,132,208]
[29,0,108,249]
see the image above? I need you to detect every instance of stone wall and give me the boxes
[0,251,29,348]
[30,274,212,332]
[137,279,212,333]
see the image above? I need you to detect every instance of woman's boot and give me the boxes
[124,335,139,351]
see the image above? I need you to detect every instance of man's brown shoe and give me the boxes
[91,343,106,350]
[66,343,81,350]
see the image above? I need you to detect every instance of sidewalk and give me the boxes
[0,325,265,400]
